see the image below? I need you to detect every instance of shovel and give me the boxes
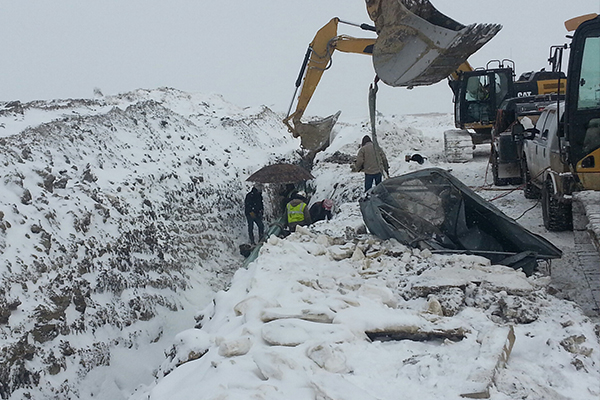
[368,0,502,88]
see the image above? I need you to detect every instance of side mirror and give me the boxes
[523,127,539,140]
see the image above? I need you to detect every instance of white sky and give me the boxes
[1,0,599,117]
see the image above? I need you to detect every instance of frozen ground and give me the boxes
[0,90,598,399]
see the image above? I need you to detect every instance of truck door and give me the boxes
[527,109,551,179]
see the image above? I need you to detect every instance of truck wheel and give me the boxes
[522,160,540,199]
[541,178,572,231]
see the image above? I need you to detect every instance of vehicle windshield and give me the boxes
[463,74,494,123]
[577,35,600,110]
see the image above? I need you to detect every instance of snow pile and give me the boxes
[574,191,600,243]
[1,87,599,400]
[0,88,300,399]
[138,220,600,400]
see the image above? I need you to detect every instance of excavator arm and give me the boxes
[283,18,376,152]
[285,0,502,152]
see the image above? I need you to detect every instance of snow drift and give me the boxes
[0,88,598,400]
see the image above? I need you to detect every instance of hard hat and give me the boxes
[323,199,333,210]
[297,191,306,198]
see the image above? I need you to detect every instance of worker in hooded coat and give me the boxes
[354,135,389,192]
[309,199,334,223]
[244,186,264,245]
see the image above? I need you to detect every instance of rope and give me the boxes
[513,200,540,221]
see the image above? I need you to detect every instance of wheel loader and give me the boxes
[520,13,600,231]
[283,0,502,154]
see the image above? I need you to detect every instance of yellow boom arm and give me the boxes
[284,18,375,138]
[284,1,501,152]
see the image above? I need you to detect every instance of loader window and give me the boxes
[464,75,493,124]
[577,36,600,110]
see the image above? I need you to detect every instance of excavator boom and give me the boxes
[285,0,502,152]
[284,18,375,153]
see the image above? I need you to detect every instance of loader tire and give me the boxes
[541,178,572,231]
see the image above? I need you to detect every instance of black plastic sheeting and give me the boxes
[359,168,562,275]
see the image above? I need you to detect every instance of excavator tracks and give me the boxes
[443,129,473,163]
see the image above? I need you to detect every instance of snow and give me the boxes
[575,191,600,240]
[0,88,599,400]
[137,228,600,400]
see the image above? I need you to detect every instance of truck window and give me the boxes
[578,36,600,110]
[541,109,558,140]
[535,110,550,136]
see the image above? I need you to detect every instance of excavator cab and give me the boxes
[285,0,502,153]
[450,57,565,149]
[453,67,514,134]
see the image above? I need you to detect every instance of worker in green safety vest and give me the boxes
[285,191,311,232]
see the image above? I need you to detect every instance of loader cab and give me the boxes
[454,68,514,129]
[564,16,600,190]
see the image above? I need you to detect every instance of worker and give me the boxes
[354,135,389,191]
[309,199,334,223]
[286,191,311,232]
[244,185,264,245]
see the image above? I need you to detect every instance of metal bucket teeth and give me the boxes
[371,0,502,87]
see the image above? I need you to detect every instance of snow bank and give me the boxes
[140,224,600,400]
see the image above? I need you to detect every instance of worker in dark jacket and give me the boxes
[285,191,311,232]
[354,135,389,191]
[244,186,264,245]
[309,199,334,223]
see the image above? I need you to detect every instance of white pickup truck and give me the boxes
[522,101,574,231]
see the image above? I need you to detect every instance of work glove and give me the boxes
[249,212,256,218]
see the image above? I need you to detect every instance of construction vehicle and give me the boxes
[489,93,562,186]
[444,54,567,163]
[283,0,501,154]
[520,13,600,231]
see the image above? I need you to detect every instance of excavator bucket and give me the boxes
[368,0,502,88]
[295,111,341,152]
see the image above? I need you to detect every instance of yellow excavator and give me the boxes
[283,0,502,153]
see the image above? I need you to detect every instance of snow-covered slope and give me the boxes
[139,226,600,400]
[0,88,300,399]
[1,88,598,400]
[132,107,600,400]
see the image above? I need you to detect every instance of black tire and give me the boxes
[522,159,540,199]
[541,178,573,231]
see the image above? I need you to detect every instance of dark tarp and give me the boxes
[359,168,562,275]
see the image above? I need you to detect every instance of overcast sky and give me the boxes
[1,1,599,118]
